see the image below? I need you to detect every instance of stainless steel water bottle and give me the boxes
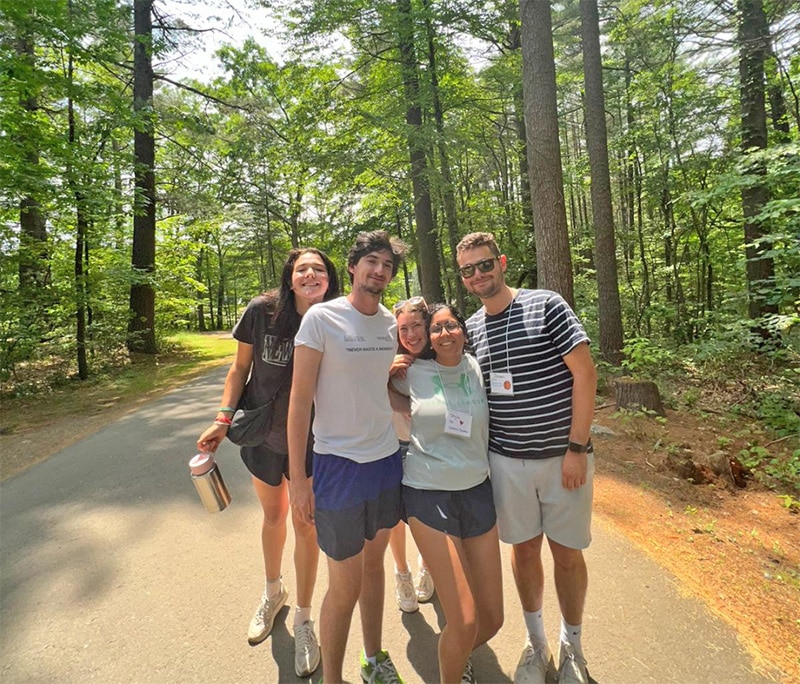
[189,452,231,513]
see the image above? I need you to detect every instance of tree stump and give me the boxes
[615,378,665,416]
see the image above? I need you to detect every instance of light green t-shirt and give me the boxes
[391,355,490,491]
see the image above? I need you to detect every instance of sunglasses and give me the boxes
[430,320,461,335]
[458,257,499,279]
[393,296,428,313]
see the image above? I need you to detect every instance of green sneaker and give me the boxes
[360,649,405,684]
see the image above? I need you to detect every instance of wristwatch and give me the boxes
[568,440,591,453]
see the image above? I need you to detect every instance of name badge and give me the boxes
[490,371,514,395]
[445,410,472,437]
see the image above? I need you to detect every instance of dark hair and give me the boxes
[424,303,472,357]
[456,231,500,257]
[347,230,407,283]
[395,305,435,360]
[264,248,340,340]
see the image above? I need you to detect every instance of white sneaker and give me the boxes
[415,566,435,602]
[247,585,288,644]
[395,571,419,613]
[514,642,556,684]
[556,643,589,684]
[294,620,321,677]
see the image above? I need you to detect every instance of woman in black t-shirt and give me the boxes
[197,248,339,678]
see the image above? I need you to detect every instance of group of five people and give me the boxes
[197,230,597,684]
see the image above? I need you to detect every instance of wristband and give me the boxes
[568,440,590,453]
[213,420,231,428]
[214,415,232,425]
[218,407,235,413]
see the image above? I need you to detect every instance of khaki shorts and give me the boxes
[489,451,594,549]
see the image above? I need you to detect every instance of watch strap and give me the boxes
[568,440,590,453]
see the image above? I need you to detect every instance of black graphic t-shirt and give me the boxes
[232,296,293,453]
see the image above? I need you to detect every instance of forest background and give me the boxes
[1,0,799,668]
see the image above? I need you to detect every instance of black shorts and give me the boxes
[402,477,496,539]
[240,444,313,486]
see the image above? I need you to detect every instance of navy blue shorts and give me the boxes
[240,444,313,487]
[402,477,496,539]
[313,450,403,561]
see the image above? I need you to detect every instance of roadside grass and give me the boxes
[0,331,236,438]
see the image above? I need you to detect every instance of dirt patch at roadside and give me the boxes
[591,408,799,683]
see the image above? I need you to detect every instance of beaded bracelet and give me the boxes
[218,407,235,413]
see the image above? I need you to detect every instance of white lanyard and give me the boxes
[487,302,515,396]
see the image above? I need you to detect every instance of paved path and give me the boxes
[0,368,777,683]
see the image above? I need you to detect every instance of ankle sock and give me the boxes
[364,650,377,667]
[560,618,583,655]
[294,606,311,627]
[523,608,548,649]
[396,569,412,580]
[266,577,282,599]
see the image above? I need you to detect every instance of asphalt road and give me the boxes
[0,367,778,683]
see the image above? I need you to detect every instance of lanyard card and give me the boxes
[445,410,472,437]
[490,371,514,396]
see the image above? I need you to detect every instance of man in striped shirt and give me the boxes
[456,232,598,684]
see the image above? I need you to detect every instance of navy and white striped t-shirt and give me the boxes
[466,289,590,460]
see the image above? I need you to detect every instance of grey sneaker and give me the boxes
[415,566,435,602]
[360,649,405,684]
[395,572,419,613]
[556,643,589,684]
[514,642,556,684]
[247,585,288,644]
[461,655,476,683]
[294,619,321,677]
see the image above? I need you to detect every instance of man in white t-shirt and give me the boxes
[288,230,407,684]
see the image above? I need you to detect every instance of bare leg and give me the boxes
[320,552,363,684]
[290,504,319,609]
[359,528,391,657]
[457,525,504,648]
[389,522,409,573]
[511,534,545,612]
[409,518,476,683]
[252,476,289,582]
[548,538,587,626]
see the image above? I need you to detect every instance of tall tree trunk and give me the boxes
[128,0,157,353]
[580,0,624,366]
[396,0,444,303]
[738,0,778,326]
[519,0,574,305]
[421,0,465,310]
[66,39,89,380]
[15,33,49,294]
[509,22,537,289]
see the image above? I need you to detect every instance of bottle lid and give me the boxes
[189,452,215,476]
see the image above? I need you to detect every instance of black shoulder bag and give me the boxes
[227,365,292,448]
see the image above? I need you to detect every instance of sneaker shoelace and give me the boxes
[461,657,475,683]
[295,622,315,653]
[397,577,415,602]
[370,654,402,684]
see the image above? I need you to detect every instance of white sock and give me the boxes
[523,608,548,649]
[396,568,412,580]
[560,618,583,654]
[364,650,377,666]
[266,577,282,599]
[294,606,312,627]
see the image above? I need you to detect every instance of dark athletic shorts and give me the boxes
[402,477,496,539]
[240,444,313,487]
[313,449,403,561]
